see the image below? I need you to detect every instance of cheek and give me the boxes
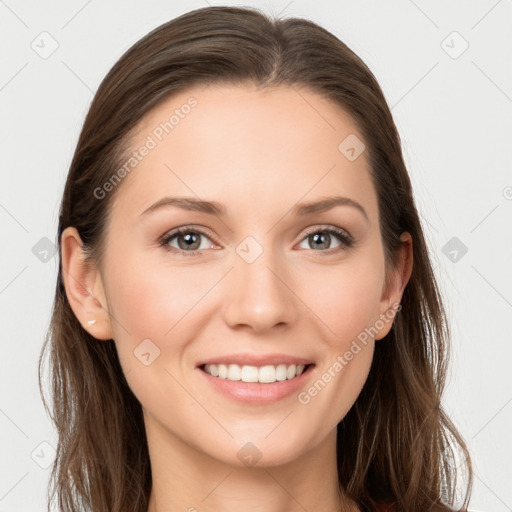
[105,256,215,342]
[295,265,380,426]
[297,257,385,347]
[102,257,215,407]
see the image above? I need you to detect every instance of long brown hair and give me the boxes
[39,5,473,511]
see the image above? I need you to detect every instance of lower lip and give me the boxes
[197,365,315,404]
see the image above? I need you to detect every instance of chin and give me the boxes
[204,429,313,469]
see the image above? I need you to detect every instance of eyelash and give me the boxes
[159,225,355,257]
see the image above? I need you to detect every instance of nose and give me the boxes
[222,246,297,335]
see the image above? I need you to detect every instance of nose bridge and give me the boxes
[222,235,296,333]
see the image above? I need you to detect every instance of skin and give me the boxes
[62,83,413,512]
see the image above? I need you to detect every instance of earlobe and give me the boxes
[60,226,113,340]
[375,232,413,340]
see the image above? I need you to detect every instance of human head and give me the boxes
[39,6,472,512]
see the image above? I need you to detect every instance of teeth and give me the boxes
[241,365,259,382]
[275,364,287,381]
[227,364,241,381]
[203,363,308,383]
[218,364,227,379]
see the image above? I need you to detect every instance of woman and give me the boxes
[39,5,473,511]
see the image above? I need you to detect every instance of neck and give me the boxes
[145,415,358,512]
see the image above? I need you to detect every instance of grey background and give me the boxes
[1,1,511,510]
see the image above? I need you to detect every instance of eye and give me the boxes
[297,226,354,253]
[159,225,355,256]
[159,226,217,255]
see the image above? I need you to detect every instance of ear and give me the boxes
[374,232,413,340]
[60,226,113,340]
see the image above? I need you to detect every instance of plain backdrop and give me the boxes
[1,1,511,511]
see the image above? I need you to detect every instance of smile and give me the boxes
[197,362,316,404]
[201,363,310,383]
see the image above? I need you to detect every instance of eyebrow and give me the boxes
[139,195,369,222]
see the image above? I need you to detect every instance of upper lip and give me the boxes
[196,353,314,367]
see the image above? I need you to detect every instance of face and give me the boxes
[77,83,404,467]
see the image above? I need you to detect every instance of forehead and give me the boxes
[110,83,378,224]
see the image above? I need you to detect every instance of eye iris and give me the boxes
[309,232,330,250]
[178,232,200,251]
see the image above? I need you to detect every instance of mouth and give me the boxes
[196,360,316,404]
[199,363,314,384]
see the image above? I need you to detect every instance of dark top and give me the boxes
[369,498,396,512]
